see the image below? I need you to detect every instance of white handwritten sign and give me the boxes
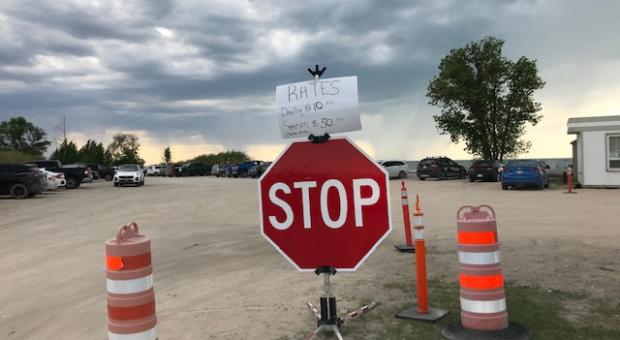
[276,76,360,139]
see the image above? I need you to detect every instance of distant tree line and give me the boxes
[0,116,144,165]
[0,116,251,166]
[189,150,250,166]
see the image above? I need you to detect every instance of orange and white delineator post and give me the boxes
[565,165,577,194]
[441,205,529,340]
[394,182,415,252]
[397,195,448,321]
[106,223,158,340]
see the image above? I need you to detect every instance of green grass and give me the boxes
[0,150,36,163]
[548,174,566,189]
[304,278,620,340]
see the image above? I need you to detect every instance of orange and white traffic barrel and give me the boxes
[105,223,158,340]
[456,205,506,331]
[441,205,529,340]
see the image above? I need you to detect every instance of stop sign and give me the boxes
[259,138,392,271]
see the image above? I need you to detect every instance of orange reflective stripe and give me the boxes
[459,273,504,290]
[106,256,124,271]
[458,231,496,244]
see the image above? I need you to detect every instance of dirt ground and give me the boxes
[1,176,618,339]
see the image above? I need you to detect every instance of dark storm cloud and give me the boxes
[0,0,619,159]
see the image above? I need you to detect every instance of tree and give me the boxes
[163,146,171,164]
[192,150,250,166]
[78,139,106,164]
[53,116,68,146]
[0,116,51,157]
[50,139,80,164]
[107,133,144,165]
[426,36,545,161]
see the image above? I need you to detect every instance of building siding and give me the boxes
[582,130,620,187]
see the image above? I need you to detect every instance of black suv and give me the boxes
[88,164,115,181]
[0,163,43,199]
[469,160,503,182]
[417,157,466,180]
[177,162,210,176]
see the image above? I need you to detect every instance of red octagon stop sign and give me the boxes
[259,138,392,271]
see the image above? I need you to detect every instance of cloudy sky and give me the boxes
[1,0,619,163]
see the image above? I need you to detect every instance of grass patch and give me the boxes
[315,278,620,340]
[548,174,565,189]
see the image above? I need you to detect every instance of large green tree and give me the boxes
[427,36,545,161]
[0,116,51,157]
[107,133,144,165]
[78,139,106,164]
[50,139,80,164]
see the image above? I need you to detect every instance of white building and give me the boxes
[567,115,620,187]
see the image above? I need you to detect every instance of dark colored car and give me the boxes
[172,163,187,177]
[212,163,229,177]
[165,163,184,177]
[161,164,172,177]
[469,160,503,182]
[28,160,89,189]
[88,164,115,181]
[235,161,262,178]
[501,160,550,190]
[416,157,466,180]
[25,165,47,192]
[0,163,43,199]
[178,162,210,176]
[225,164,238,177]
[249,162,271,178]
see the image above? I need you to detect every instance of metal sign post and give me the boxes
[306,267,343,340]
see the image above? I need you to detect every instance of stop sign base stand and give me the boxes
[305,266,378,340]
[394,244,416,253]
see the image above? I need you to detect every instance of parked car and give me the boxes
[469,160,503,182]
[28,160,89,189]
[40,168,66,189]
[25,165,48,192]
[213,163,231,177]
[88,164,115,181]
[249,162,271,178]
[0,163,43,199]
[161,164,172,177]
[164,163,183,177]
[63,163,93,183]
[173,163,187,177]
[178,162,210,176]
[501,160,550,190]
[235,161,262,178]
[380,160,409,179]
[146,165,164,176]
[114,164,145,187]
[225,164,238,177]
[212,164,222,177]
[417,157,466,180]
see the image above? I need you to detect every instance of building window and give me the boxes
[608,134,620,171]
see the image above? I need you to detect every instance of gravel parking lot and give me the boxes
[1,177,618,339]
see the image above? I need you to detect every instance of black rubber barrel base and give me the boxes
[396,306,448,322]
[394,245,415,253]
[441,321,530,340]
